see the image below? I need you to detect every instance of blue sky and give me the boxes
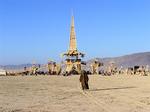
[0,0,150,65]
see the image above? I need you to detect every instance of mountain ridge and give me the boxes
[0,52,150,69]
[90,52,150,67]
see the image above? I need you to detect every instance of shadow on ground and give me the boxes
[89,86,137,92]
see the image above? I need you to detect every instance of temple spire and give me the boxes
[61,14,85,74]
[69,15,77,51]
[62,14,84,57]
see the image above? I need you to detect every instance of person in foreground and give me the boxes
[79,70,89,90]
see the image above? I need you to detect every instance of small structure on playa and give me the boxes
[0,69,7,76]
[90,59,103,74]
[126,65,149,76]
[47,60,61,75]
[104,61,117,75]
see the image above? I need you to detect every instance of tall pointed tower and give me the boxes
[62,15,85,74]
[69,16,77,52]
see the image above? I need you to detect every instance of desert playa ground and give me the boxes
[0,75,150,112]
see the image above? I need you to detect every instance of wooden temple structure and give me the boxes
[62,15,85,74]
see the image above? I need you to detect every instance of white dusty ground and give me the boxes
[0,75,150,112]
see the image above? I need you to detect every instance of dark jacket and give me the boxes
[80,72,89,90]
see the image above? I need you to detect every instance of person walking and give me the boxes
[79,71,89,90]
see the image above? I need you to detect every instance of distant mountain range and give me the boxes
[0,64,32,70]
[89,52,150,68]
[0,52,150,70]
